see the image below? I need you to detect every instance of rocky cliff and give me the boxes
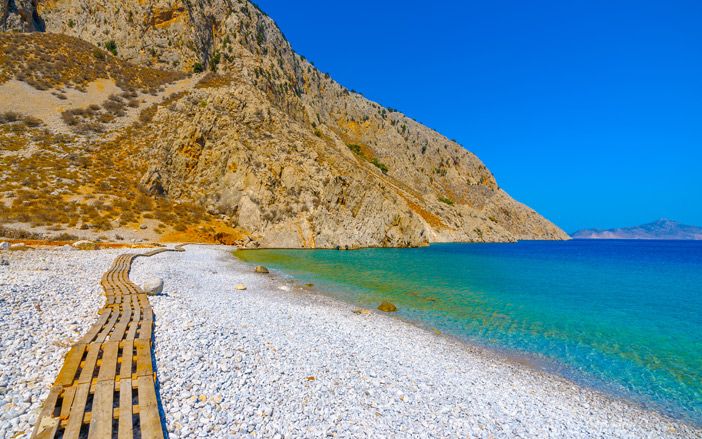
[0,0,568,247]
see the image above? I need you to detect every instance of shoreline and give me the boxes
[233,249,701,430]
[1,245,700,438]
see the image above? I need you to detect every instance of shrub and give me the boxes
[210,52,221,71]
[439,196,454,206]
[347,144,362,155]
[193,62,204,73]
[371,158,389,174]
[104,40,118,56]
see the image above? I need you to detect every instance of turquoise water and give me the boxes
[236,240,702,424]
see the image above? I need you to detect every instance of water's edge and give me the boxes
[231,247,702,428]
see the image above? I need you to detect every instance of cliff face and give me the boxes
[0,0,568,247]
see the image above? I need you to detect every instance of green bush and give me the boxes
[193,62,204,73]
[210,52,221,71]
[371,158,389,174]
[439,196,454,206]
[347,144,362,155]
[104,40,117,56]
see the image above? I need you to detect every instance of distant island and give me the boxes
[572,218,702,240]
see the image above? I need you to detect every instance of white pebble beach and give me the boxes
[1,245,700,438]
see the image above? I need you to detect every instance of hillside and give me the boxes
[572,219,702,240]
[0,0,568,248]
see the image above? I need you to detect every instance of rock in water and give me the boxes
[254,265,270,274]
[141,278,164,296]
[72,240,97,250]
[0,241,9,251]
[377,301,398,312]
[234,284,247,291]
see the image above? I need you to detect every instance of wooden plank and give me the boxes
[118,378,134,439]
[80,311,111,344]
[55,344,87,387]
[88,380,114,438]
[137,375,164,439]
[139,319,153,341]
[95,306,121,343]
[97,341,119,382]
[62,382,90,439]
[135,339,153,377]
[59,385,76,419]
[31,385,61,439]
[78,343,101,384]
[110,302,132,341]
[120,341,134,379]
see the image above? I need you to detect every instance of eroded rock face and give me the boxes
[4,0,569,248]
[1,0,42,31]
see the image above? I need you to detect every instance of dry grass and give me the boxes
[0,35,246,243]
[195,72,233,89]
[0,33,186,93]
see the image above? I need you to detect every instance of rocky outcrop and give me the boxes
[1,0,43,31]
[1,0,569,248]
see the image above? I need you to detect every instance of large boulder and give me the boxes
[254,265,269,274]
[141,278,164,296]
[0,241,9,251]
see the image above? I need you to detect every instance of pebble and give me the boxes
[1,246,699,438]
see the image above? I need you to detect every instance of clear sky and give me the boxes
[255,0,701,233]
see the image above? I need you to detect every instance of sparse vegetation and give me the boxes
[439,196,454,206]
[0,33,185,93]
[371,158,389,174]
[347,144,362,155]
[195,72,232,89]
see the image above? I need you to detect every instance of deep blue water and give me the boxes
[237,240,702,424]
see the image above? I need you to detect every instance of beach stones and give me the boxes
[377,301,398,312]
[254,265,269,274]
[0,241,9,251]
[234,283,247,291]
[142,277,164,295]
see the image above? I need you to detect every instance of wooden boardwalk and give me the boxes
[32,246,184,439]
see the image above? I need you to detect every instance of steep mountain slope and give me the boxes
[0,0,568,247]
[572,219,702,240]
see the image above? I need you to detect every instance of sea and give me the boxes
[236,240,702,425]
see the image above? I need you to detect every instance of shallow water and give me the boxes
[236,240,702,424]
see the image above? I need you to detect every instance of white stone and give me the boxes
[141,278,164,296]
[0,241,9,251]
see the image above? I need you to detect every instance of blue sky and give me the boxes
[255,0,702,232]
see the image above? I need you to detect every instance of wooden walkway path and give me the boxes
[32,246,184,439]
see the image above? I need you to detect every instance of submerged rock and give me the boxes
[377,301,398,312]
[254,265,269,274]
[142,278,164,296]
